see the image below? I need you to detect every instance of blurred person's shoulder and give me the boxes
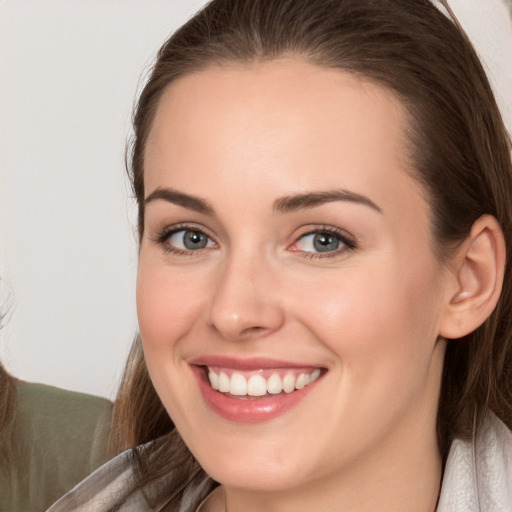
[0,379,112,512]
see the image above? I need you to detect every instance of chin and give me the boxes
[188,436,315,492]
[206,463,302,492]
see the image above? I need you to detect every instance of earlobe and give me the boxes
[439,215,506,340]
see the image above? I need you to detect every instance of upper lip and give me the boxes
[189,355,324,371]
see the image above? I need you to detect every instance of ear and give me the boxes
[439,215,506,340]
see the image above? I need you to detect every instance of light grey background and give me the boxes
[0,0,210,399]
[1,0,511,400]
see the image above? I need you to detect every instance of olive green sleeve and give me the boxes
[0,381,112,512]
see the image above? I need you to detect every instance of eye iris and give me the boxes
[313,233,340,252]
[183,230,208,249]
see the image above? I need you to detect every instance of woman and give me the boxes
[49,0,512,510]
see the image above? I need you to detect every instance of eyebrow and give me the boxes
[273,189,382,214]
[144,186,382,216]
[144,187,215,215]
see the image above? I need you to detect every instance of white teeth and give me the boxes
[218,372,230,392]
[247,375,267,396]
[295,373,307,389]
[207,368,322,396]
[230,373,247,396]
[267,373,283,394]
[282,373,296,393]
[208,370,219,390]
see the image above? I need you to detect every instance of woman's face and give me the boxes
[138,60,450,495]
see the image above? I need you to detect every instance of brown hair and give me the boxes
[111,0,512,508]
[0,302,18,474]
[0,365,18,474]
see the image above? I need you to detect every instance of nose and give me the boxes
[206,252,285,341]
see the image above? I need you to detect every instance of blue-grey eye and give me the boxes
[296,232,343,253]
[168,229,214,250]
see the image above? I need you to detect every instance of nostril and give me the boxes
[239,326,268,338]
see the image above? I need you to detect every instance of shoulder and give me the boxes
[437,412,512,511]
[15,380,112,463]
[46,449,141,511]
[2,381,112,511]
[16,380,112,423]
[47,440,214,512]
[47,445,184,512]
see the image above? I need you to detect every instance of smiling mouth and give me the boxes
[205,366,323,397]
[191,359,327,422]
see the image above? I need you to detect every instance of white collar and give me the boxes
[437,412,512,511]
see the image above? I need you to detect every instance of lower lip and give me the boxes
[191,366,323,423]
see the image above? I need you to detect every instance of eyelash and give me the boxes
[290,226,357,259]
[152,224,357,258]
[152,224,217,256]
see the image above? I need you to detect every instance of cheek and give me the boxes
[136,256,210,419]
[284,259,446,450]
[136,256,207,354]
[290,258,444,371]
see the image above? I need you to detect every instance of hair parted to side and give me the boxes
[111,0,512,508]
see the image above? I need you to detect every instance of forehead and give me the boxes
[147,59,411,158]
[144,59,426,222]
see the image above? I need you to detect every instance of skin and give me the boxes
[137,59,456,512]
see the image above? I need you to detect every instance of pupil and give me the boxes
[313,233,339,252]
[184,231,207,249]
